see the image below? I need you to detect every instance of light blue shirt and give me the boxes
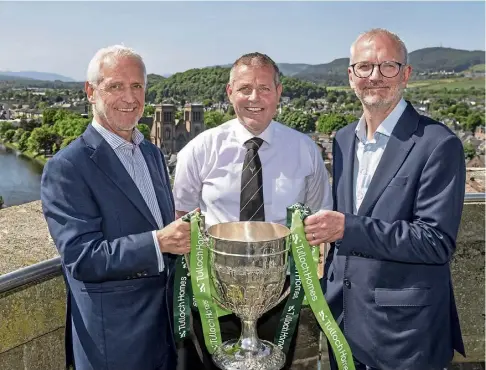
[91,120,165,273]
[353,99,407,214]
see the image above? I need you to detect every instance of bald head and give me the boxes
[350,28,408,65]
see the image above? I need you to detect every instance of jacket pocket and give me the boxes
[81,281,136,293]
[387,176,408,187]
[375,287,432,307]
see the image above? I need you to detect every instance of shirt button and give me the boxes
[344,278,351,289]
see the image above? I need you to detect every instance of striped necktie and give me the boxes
[240,137,265,221]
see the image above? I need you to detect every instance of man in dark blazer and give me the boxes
[41,45,191,370]
[303,29,466,370]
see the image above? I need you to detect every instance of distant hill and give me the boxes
[146,66,327,103]
[0,71,76,82]
[408,47,485,72]
[0,74,36,81]
[280,47,485,85]
[277,63,311,76]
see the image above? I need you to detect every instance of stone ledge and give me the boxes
[0,201,57,275]
[0,276,65,353]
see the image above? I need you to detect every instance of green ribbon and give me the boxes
[188,212,223,354]
[273,204,308,353]
[173,255,190,342]
[290,210,355,370]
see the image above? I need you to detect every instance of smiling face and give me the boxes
[86,56,145,141]
[226,63,282,135]
[348,33,412,110]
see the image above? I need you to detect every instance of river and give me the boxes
[0,144,43,208]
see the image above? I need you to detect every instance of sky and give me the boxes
[0,1,484,81]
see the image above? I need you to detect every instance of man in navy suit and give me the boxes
[41,45,191,370]
[304,29,466,370]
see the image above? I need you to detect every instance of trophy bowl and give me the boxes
[207,221,291,370]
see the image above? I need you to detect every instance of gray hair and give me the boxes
[229,52,281,87]
[86,45,147,86]
[350,28,408,64]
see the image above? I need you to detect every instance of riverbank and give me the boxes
[0,140,48,167]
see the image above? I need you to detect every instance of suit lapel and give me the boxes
[83,125,158,229]
[357,103,419,216]
[139,142,174,226]
[342,126,358,214]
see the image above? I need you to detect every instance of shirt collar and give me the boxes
[91,119,144,149]
[231,118,275,148]
[355,98,407,143]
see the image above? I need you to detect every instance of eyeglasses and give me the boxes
[350,61,405,78]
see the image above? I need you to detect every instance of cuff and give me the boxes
[152,230,165,273]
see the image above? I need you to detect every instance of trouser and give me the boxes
[327,343,448,370]
[184,300,298,370]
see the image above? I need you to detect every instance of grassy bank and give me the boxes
[0,141,48,167]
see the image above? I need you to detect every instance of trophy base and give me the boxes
[212,339,285,370]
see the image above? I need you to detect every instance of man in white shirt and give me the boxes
[173,52,332,369]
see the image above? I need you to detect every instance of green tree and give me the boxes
[0,121,14,137]
[20,118,40,132]
[204,111,225,129]
[42,108,59,126]
[463,142,476,160]
[3,129,16,142]
[60,136,77,149]
[13,128,25,142]
[18,131,30,152]
[138,124,151,140]
[143,105,155,117]
[276,108,316,133]
[316,113,356,134]
[27,126,58,155]
[463,113,484,133]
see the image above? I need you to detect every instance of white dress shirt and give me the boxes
[91,120,165,272]
[353,99,407,214]
[173,118,332,228]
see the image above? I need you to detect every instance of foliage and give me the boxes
[143,105,155,117]
[138,123,151,140]
[27,125,59,155]
[17,131,30,151]
[145,67,328,104]
[316,113,357,134]
[463,142,476,160]
[204,111,226,129]
[60,136,77,149]
[463,112,485,133]
[146,67,229,103]
[19,118,40,132]
[3,129,16,142]
[275,107,316,133]
[0,121,14,136]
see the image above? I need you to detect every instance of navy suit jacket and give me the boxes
[323,103,466,370]
[41,124,177,370]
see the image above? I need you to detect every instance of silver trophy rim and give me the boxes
[206,221,291,242]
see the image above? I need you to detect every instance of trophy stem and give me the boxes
[238,319,262,354]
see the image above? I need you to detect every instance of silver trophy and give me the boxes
[206,221,291,370]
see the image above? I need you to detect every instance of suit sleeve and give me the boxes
[337,135,465,264]
[41,156,160,283]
